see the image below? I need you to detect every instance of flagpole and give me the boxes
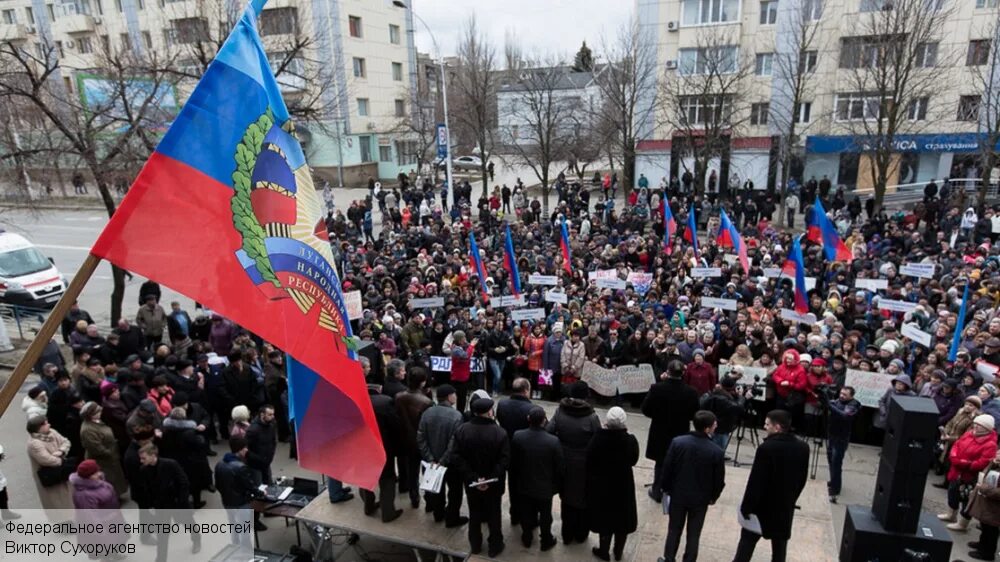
[0,253,102,416]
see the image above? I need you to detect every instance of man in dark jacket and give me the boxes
[361,384,404,522]
[215,436,261,542]
[733,409,809,562]
[452,397,510,558]
[826,386,861,503]
[245,405,277,485]
[220,350,262,415]
[511,406,563,551]
[642,360,699,501]
[700,377,746,453]
[61,302,94,344]
[657,411,725,562]
[495,377,533,525]
[417,384,468,527]
[139,443,200,560]
[382,359,407,400]
[124,431,157,545]
[395,371,432,509]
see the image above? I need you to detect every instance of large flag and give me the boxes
[560,217,572,275]
[949,284,969,362]
[807,199,853,262]
[663,200,677,254]
[503,224,521,297]
[469,231,489,299]
[717,208,750,273]
[683,205,700,259]
[89,0,383,488]
[782,236,809,314]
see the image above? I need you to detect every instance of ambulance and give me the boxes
[0,232,66,308]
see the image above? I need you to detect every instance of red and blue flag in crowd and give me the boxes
[717,208,750,273]
[663,200,676,254]
[469,231,489,299]
[89,0,383,488]
[503,224,521,297]
[781,236,810,314]
[560,217,572,275]
[683,205,699,259]
[949,284,969,362]
[806,199,852,262]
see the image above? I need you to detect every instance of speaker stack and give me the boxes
[839,395,953,562]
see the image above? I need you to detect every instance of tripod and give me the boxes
[731,402,762,467]
[807,402,831,480]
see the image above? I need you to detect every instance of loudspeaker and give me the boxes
[840,505,951,562]
[881,395,940,471]
[870,458,928,533]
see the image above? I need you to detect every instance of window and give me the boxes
[389,24,400,44]
[142,31,151,49]
[835,93,881,121]
[968,40,991,66]
[24,7,34,25]
[750,102,769,125]
[804,0,823,20]
[47,4,55,21]
[34,42,44,58]
[352,57,366,78]
[907,97,928,120]
[55,40,64,58]
[2,10,16,24]
[260,7,298,36]
[958,95,981,121]
[794,102,812,124]
[394,98,406,117]
[860,0,893,11]
[63,76,72,93]
[840,36,903,69]
[348,15,362,38]
[95,0,103,16]
[357,97,369,116]
[396,141,418,166]
[379,145,392,162]
[137,0,144,10]
[800,50,818,73]
[119,33,129,50]
[978,0,1000,7]
[681,0,740,25]
[359,135,372,162]
[760,0,778,24]
[77,36,93,54]
[391,62,403,81]
[115,0,122,11]
[170,18,208,44]
[916,42,938,67]
[100,34,109,53]
[755,53,774,75]
[678,95,731,124]
[678,46,738,75]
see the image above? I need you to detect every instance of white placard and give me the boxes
[409,297,445,309]
[580,362,656,396]
[992,216,1000,234]
[845,369,893,408]
[855,278,888,291]
[528,274,559,286]
[702,297,739,311]
[900,263,935,279]
[976,360,998,384]
[430,356,486,372]
[511,308,546,321]
[588,269,618,281]
[596,278,628,290]
[545,290,568,304]
[763,268,782,278]
[344,290,363,320]
[877,299,917,313]
[489,295,526,308]
[718,365,770,380]
[901,323,932,347]
[722,254,738,265]
[691,267,722,278]
[780,309,818,325]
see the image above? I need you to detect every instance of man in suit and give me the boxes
[732,409,809,562]
[495,377,534,525]
[139,443,200,561]
[642,360,699,501]
[510,406,563,551]
[657,411,726,562]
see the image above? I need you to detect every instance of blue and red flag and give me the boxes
[469,231,489,299]
[683,204,699,259]
[782,236,809,314]
[560,217,572,275]
[717,208,750,273]
[663,200,677,254]
[89,0,382,488]
[503,224,521,297]
[807,199,853,262]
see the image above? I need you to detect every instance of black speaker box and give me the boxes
[870,458,928,533]
[840,505,952,562]
[881,395,940,472]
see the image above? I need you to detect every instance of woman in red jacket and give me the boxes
[771,349,807,430]
[804,357,834,437]
[940,415,999,532]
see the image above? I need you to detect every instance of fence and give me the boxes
[0,303,50,341]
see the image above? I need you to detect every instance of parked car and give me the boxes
[437,156,483,171]
[0,232,66,308]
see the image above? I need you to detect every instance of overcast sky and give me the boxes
[407,0,632,63]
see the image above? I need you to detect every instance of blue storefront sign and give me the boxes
[806,133,998,154]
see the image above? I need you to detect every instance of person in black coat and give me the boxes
[657,410,726,562]
[244,406,277,485]
[495,377,533,525]
[733,409,809,562]
[360,385,404,522]
[138,443,200,561]
[123,431,157,545]
[160,408,213,509]
[547,381,601,545]
[219,351,262,416]
[586,407,639,562]
[510,406,563,551]
[214,436,261,545]
[641,360,699,501]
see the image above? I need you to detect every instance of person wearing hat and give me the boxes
[875,375,915,431]
[417,384,468,528]
[585,406,640,561]
[541,324,566,400]
[643,360,701,504]
[980,383,1000,429]
[452,395,509,557]
[79,401,129,498]
[21,385,48,420]
[26,415,74,513]
[699,376,746,452]
[983,337,1000,365]
[510,406,563,551]
[804,358,834,438]
[547,381,601,545]
[683,349,717,397]
[70,458,126,553]
[936,395,983,488]
[939,414,998,531]
[450,330,479,413]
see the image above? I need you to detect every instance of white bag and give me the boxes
[419,461,447,494]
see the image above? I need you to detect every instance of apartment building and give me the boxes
[496,66,601,148]
[0,0,419,182]
[635,0,1000,192]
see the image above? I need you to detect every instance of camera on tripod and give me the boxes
[814,383,838,405]
[738,374,766,399]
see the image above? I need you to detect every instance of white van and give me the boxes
[0,232,66,308]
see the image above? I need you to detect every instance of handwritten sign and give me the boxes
[344,290,363,320]
[780,309,818,325]
[489,295,526,308]
[900,263,935,279]
[511,308,546,322]
[409,297,445,309]
[877,299,917,313]
[580,361,656,396]
[845,369,893,408]
[702,297,739,311]
[855,278,888,291]
[431,356,485,373]
[588,269,618,281]
[691,267,722,278]
[901,323,932,347]
[763,268,782,278]
[544,290,568,304]
[627,272,654,295]
[528,274,559,286]
[596,278,627,290]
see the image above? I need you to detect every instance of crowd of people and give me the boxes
[10,168,1000,561]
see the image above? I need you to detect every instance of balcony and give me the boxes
[52,14,95,35]
[0,23,28,41]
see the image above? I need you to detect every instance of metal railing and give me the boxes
[0,303,49,340]
[879,178,1000,208]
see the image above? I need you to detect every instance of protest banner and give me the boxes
[544,290,568,304]
[511,308,546,322]
[877,299,917,313]
[691,267,722,278]
[431,356,485,373]
[528,274,559,286]
[588,269,618,281]
[580,361,655,396]
[845,369,892,408]
[900,263,935,279]
[763,268,782,278]
[489,295,526,308]
[780,309,818,325]
[596,278,627,290]
[409,297,445,309]
[901,323,932,347]
[344,290,363,320]
[702,297,738,311]
[627,272,654,295]
[855,278,888,291]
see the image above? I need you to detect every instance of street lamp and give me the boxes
[393,0,454,210]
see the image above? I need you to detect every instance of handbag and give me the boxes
[37,457,77,487]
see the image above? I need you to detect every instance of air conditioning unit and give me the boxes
[665,59,678,70]
[667,21,679,31]
[366,122,377,131]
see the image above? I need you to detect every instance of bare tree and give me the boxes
[971,10,1000,212]
[450,16,498,196]
[659,27,753,196]
[391,85,438,177]
[839,0,951,211]
[594,18,659,194]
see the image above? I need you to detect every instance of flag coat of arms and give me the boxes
[90,0,384,488]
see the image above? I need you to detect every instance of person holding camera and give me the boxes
[700,376,746,453]
[825,386,860,503]
[804,358,834,438]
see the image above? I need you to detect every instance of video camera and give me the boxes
[737,374,767,399]
[814,383,838,404]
